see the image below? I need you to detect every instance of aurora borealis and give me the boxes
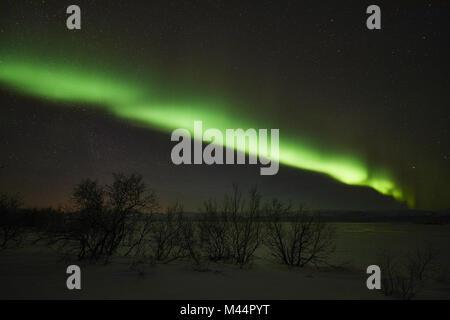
[0,57,407,204]
[0,1,448,211]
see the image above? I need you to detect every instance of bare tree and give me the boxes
[49,173,157,262]
[149,204,184,263]
[102,173,157,259]
[125,211,157,276]
[176,207,204,267]
[379,250,399,296]
[0,193,23,250]
[0,165,23,249]
[227,185,262,268]
[378,245,439,300]
[264,200,335,268]
[123,211,155,258]
[395,273,421,300]
[199,199,232,262]
[70,178,105,260]
[407,245,439,281]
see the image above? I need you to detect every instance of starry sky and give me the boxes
[0,1,448,211]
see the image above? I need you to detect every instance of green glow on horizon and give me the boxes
[0,58,411,206]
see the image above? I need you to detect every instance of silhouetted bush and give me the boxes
[149,204,184,263]
[123,211,155,258]
[379,250,397,296]
[378,245,439,300]
[226,185,262,268]
[0,193,24,250]
[177,208,204,267]
[198,199,232,262]
[407,245,439,281]
[264,200,335,268]
[47,173,157,262]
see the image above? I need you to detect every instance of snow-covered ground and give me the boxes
[1,223,449,299]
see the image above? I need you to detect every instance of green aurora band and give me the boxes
[0,58,412,207]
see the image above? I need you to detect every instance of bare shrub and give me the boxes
[69,178,106,260]
[198,199,232,262]
[47,173,157,262]
[434,265,449,283]
[378,245,439,300]
[197,185,265,268]
[176,209,205,268]
[226,185,262,268]
[129,203,204,267]
[129,251,156,277]
[379,250,398,296]
[125,212,157,277]
[149,204,184,263]
[407,245,439,281]
[395,273,421,300]
[102,173,158,260]
[123,211,155,258]
[0,193,24,250]
[264,200,335,268]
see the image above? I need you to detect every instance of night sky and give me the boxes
[0,1,448,211]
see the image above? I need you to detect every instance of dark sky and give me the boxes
[0,1,449,211]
